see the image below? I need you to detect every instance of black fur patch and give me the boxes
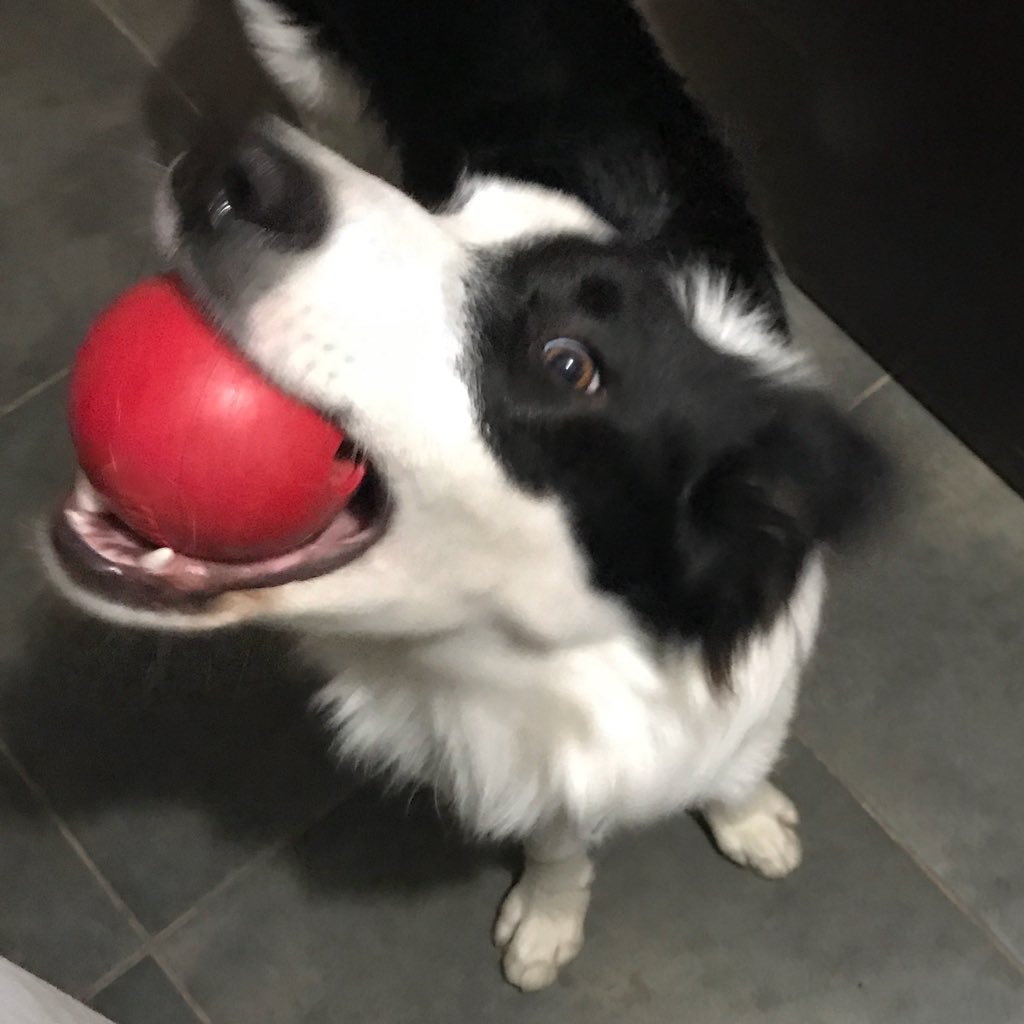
[470,238,886,677]
[273,0,783,317]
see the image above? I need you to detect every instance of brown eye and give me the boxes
[542,337,601,394]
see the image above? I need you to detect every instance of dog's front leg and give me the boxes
[493,816,594,991]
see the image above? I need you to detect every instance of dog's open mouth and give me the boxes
[52,460,389,610]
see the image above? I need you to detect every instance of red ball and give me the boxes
[69,275,364,561]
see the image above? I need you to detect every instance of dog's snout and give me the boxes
[171,122,329,250]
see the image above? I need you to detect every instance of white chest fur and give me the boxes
[310,558,825,841]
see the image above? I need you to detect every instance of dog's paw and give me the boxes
[493,865,592,991]
[707,783,802,879]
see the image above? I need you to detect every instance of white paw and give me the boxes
[708,784,802,879]
[493,870,591,991]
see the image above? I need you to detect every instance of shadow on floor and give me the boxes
[2,595,510,901]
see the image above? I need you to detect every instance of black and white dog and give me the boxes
[49,0,885,991]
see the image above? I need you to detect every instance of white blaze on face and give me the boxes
[233,127,614,495]
[442,175,615,247]
[188,127,627,638]
[236,136,472,478]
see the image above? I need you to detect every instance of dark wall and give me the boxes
[644,0,1024,494]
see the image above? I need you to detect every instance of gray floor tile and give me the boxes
[0,752,140,996]
[798,379,1024,962]
[90,958,199,1024]
[779,278,887,407]
[0,0,198,409]
[0,386,353,932]
[0,386,78,642]
[95,0,280,127]
[158,745,1023,1023]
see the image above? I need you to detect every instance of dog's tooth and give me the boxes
[74,476,107,513]
[140,547,175,570]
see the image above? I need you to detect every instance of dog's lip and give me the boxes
[51,472,390,611]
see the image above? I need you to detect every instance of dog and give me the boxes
[47,0,886,991]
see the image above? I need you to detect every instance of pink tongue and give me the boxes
[331,459,367,503]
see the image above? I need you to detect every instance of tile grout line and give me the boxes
[139,800,345,1021]
[82,946,214,1024]
[845,372,891,412]
[0,737,220,1022]
[3,0,205,426]
[147,795,346,946]
[0,368,71,420]
[148,835,292,948]
[794,734,1024,979]
[0,739,151,985]
[0,739,150,949]
[80,799,343,1013]
[82,0,161,68]
[80,0,201,116]
[6,1,210,427]
[77,948,151,1006]
[72,827,289,1012]
[149,953,215,1024]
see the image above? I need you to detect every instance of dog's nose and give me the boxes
[172,121,328,249]
[222,132,303,234]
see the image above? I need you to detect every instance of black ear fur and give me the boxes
[677,391,888,682]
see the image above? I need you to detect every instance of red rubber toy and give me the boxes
[69,275,364,562]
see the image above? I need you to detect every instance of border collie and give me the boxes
[48,0,885,991]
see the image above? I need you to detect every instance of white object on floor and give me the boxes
[1,958,114,1024]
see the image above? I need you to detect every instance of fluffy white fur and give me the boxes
[309,558,823,840]
[677,269,815,383]
[235,0,331,108]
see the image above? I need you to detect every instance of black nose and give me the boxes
[171,121,328,249]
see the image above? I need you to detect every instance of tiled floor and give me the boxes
[1,2,1022,1022]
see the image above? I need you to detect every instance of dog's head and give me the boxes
[49,119,884,667]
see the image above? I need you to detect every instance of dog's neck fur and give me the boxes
[302,555,824,840]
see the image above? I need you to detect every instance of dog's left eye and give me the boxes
[542,338,601,394]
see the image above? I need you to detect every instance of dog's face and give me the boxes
[50,119,881,663]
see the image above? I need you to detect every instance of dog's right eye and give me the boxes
[541,337,601,394]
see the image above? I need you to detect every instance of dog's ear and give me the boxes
[674,390,888,682]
